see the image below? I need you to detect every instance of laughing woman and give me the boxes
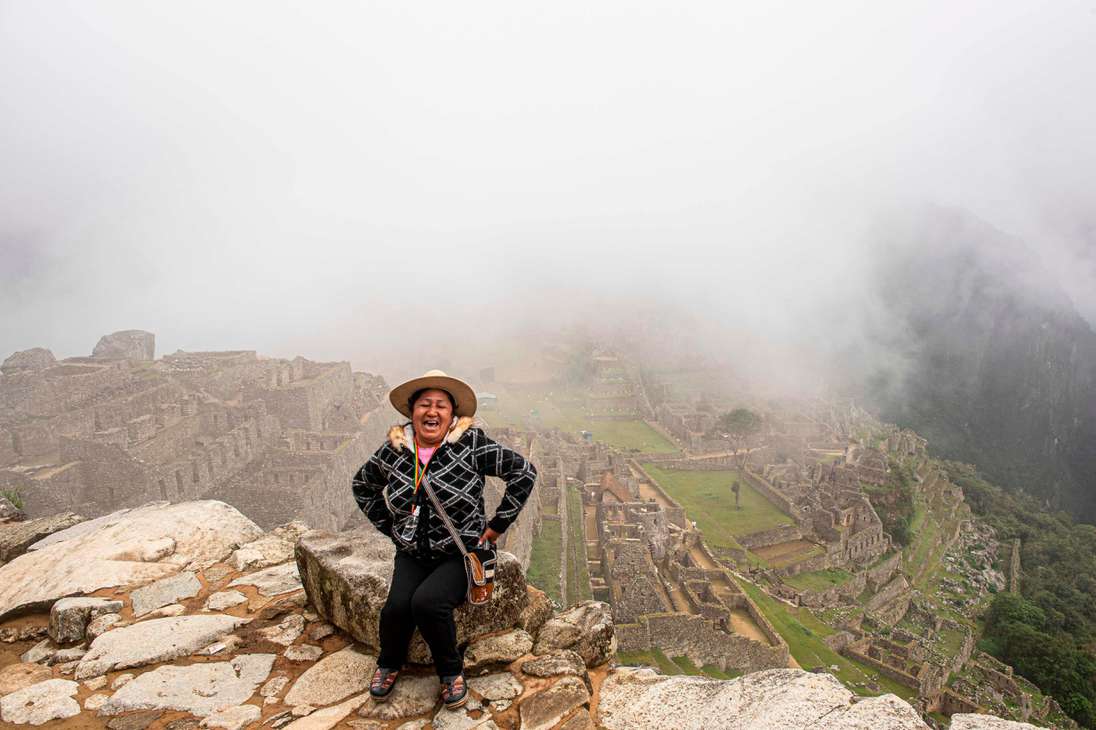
[351,370,537,710]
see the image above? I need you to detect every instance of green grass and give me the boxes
[0,489,23,510]
[672,655,704,675]
[641,465,793,547]
[526,519,562,604]
[564,486,592,604]
[701,664,741,679]
[582,420,677,453]
[783,569,853,593]
[616,648,680,675]
[734,576,917,701]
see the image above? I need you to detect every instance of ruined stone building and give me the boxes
[0,331,391,531]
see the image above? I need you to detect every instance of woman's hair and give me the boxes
[408,388,456,415]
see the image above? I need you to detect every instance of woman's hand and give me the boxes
[478,527,501,546]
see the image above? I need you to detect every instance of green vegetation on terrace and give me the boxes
[526,518,562,605]
[0,489,23,510]
[564,485,592,604]
[489,383,677,453]
[641,465,793,548]
[615,649,740,680]
[783,568,853,593]
[734,576,917,701]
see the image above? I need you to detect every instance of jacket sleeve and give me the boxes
[352,446,394,539]
[474,429,537,534]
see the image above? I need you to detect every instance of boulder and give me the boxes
[519,676,590,730]
[1,347,56,376]
[596,667,930,730]
[296,529,528,662]
[92,330,155,361]
[0,678,80,725]
[518,585,553,636]
[48,597,123,643]
[532,601,615,667]
[0,501,262,620]
[0,512,85,565]
[99,654,274,717]
[520,650,586,678]
[284,644,376,708]
[464,629,533,670]
[76,614,246,679]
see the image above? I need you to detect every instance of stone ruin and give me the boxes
[0,497,1025,729]
[0,331,392,531]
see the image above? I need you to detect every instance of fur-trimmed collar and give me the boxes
[387,416,476,451]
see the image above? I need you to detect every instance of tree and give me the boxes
[731,480,741,510]
[718,408,762,469]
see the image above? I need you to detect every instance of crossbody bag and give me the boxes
[420,473,497,605]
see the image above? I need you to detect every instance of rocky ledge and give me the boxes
[0,500,1047,729]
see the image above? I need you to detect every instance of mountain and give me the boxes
[862,206,1096,522]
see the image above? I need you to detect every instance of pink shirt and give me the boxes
[417,445,437,464]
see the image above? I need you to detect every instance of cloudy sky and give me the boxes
[2,1,1094,377]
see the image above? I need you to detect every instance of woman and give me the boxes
[352,370,537,709]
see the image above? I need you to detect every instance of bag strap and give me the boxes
[420,473,471,559]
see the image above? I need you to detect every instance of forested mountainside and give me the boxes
[862,207,1096,523]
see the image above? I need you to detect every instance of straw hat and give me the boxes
[388,369,478,418]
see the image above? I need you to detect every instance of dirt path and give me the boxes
[729,608,773,646]
[688,545,718,570]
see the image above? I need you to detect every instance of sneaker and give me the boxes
[370,667,400,701]
[440,673,467,709]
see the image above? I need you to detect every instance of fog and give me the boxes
[2,1,1095,385]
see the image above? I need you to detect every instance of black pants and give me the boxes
[377,551,467,677]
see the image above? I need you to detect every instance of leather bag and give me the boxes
[420,474,496,605]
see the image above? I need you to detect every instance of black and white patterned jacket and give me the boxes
[352,417,537,556]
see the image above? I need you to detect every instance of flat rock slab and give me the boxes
[229,561,302,596]
[284,692,369,730]
[597,668,929,730]
[284,644,376,708]
[0,501,262,620]
[76,614,246,679]
[520,650,585,678]
[100,654,275,717]
[430,704,499,730]
[0,678,80,725]
[950,715,1041,730]
[0,663,53,696]
[199,703,262,729]
[296,529,528,663]
[814,693,931,729]
[131,572,201,616]
[467,673,523,701]
[357,675,438,720]
[205,590,247,611]
[464,629,533,669]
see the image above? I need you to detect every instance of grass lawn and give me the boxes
[565,486,592,604]
[734,577,918,701]
[616,650,739,679]
[641,465,793,548]
[783,569,854,593]
[582,420,677,453]
[526,519,562,604]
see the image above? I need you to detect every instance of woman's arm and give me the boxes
[474,429,538,535]
[351,447,394,539]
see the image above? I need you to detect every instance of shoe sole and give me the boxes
[444,695,467,710]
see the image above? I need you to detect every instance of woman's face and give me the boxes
[412,388,454,446]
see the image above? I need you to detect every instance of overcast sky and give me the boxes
[2,1,1094,379]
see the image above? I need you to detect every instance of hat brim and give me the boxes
[389,375,477,418]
